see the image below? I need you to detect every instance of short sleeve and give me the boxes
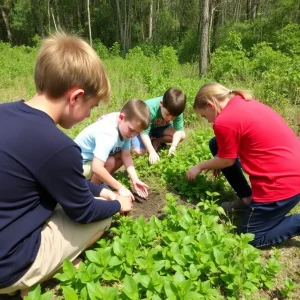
[213,124,240,159]
[172,114,184,130]
[122,138,131,150]
[94,132,116,162]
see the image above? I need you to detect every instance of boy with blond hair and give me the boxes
[75,99,150,200]
[0,32,132,297]
[131,88,186,164]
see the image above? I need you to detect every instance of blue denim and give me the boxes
[241,193,300,247]
[131,124,172,150]
[209,137,252,198]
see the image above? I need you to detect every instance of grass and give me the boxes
[1,49,300,299]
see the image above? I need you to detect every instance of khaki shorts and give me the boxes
[0,202,111,294]
[83,160,93,180]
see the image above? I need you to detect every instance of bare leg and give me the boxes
[131,148,147,156]
[90,152,123,184]
[152,127,186,149]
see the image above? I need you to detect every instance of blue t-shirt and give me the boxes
[0,101,121,288]
[75,112,131,163]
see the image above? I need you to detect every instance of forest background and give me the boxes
[1,0,300,299]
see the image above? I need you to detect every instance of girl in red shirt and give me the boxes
[187,82,300,247]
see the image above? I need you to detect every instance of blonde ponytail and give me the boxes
[193,82,253,110]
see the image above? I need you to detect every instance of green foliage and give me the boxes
[109,42,121,57]
[93,40,109,59]
[178,29,199,63]
[275,24,300,56]
[132,128,227,202]
[53,194,281,299]
[23,284,53,300]
[279,277,298,298]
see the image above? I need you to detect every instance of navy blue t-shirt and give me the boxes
[0,101,121,288]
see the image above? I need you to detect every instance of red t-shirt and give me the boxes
[213,96,300,202]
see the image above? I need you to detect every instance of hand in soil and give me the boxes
[132,179,149,198]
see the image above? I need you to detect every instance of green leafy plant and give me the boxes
[53,194,282,299]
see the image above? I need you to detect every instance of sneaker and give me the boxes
[221,199,249,212]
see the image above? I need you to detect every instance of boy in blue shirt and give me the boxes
[0,32,132,297]
[131,88,186,164]
[75,99,150,200]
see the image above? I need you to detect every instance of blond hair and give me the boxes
[121,99,150,130]
[193,82,253,111]
[35,32,111,101]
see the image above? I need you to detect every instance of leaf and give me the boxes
[184,291,202,299]
[213,248,225,264]
[24,284,41,300]
[103,287,119,300]
[122,275,139,300]
[134,273,151,288]
[80,287,88,300]
[174,271,185,284]
[153,260,165,272]
[62,286,78,300]
[62,260,76,279]
[113,241,124,256]
[40,292,54,300]
[173,253,186,266]
[164,281,178,298]
[86,250,101,263]
[108,256,122,267]
[86,282,103,300]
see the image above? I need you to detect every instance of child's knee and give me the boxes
[131,148,147,156]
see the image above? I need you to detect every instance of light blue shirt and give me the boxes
[74,112,131,163]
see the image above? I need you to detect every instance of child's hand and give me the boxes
[168,145,176,156]
[100,188,117,200]
[132,179,149,198]
[186,164,202,181]
[205,168,221,177]
[118,186,135,201]
[116,195,133,214]
[149,151,160,164]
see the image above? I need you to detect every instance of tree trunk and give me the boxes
[149,0,153,39]
[87,0,92,46]
[115,0,124,53]
[47,0,51,32]
[251,0,259,19]
[51,7,58,31]
[200,0,210,75]
[212,0,221,51]
[0,3,12,44]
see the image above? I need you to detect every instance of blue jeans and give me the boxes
[131,124,172,150]
[209,137,300,247]
[209,137,252,198]
[241,194,300,247]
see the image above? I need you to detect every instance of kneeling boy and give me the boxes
[131,88,186,164]
[75,99,150,200]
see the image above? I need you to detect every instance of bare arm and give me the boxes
[140,133,160,164]
[121,149,138,182]
[169,130,185,155]
[186,157,235,181]
[140,133,156,154]
[171,130,185,147]
[92,157,123,191]
[121,150,149,198]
